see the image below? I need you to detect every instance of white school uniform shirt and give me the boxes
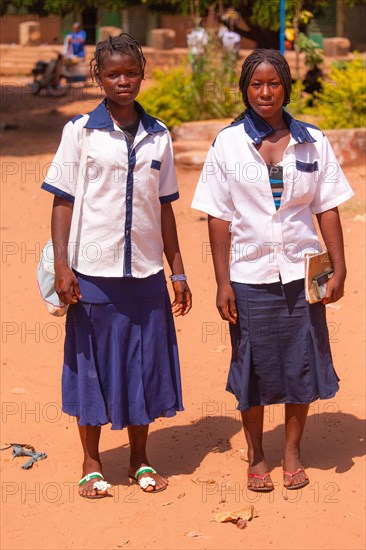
[42,100,179,278]
[191,108,354,285]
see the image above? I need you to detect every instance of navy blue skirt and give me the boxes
[227,278,339,410]
[62,270,183,429]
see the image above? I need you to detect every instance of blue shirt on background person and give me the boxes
[71,23,86,59]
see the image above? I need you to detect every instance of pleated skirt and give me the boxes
[227,278,339,410]
[61,270,183,429]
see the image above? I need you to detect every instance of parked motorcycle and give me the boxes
[30,51,87,98]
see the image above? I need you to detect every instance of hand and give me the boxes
[322,272,346,304]
[171,281,192,316]
[54,265,82,305]
[216,282,237,324]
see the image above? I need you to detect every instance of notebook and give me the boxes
[304,250,334,304]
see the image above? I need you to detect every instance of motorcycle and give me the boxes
[30,51,87,98]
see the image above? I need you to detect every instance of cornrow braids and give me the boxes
[90,33,146,83]
[233,49,292,123]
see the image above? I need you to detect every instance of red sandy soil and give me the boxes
[1,77,365,550]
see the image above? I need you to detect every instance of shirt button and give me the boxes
[127,195,131,200]
[126,229,129,235]
[254,137,259,142]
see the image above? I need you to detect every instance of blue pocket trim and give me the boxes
[296,160,319,173]
[151,160,162,170]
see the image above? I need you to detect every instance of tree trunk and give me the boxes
[232,22,279,49]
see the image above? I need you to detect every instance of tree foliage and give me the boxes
[2,0,362,16]
[1,0,364,26]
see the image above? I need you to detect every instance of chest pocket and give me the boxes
[283,160,319,202]
[145,159,161,199]
[296,160,318,173]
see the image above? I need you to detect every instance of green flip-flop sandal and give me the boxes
[129,466,167,493]
[78,471,111,499]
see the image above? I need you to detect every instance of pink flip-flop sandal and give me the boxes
[247,472,274,492]
[283,467,309,490]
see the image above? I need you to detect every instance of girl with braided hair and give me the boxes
[42,33,191,497]
[192,49,353,491]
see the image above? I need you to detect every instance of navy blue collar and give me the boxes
[241,108,317,144]
[84,99,166,134]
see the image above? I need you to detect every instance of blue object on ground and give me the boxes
[8,443,47,469]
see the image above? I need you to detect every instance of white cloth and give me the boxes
[219,27,241,52]
[187,27,208,56]
[62,34,73,57]
[191,113,354,285]
[42,101,179,278]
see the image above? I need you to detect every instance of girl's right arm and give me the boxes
[208,215,237,325]
[51,196,81,305]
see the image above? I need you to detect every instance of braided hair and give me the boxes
[234,49,292,122]
[90,33,146,83]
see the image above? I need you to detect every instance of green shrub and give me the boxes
[139,67,194,129]
[313,55,366,129]
[138,33,242,129]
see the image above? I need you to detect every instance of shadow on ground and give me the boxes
[101,415,242,486]
[100,411,365,486]
[1,80,103,156]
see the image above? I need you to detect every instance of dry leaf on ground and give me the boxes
[192,477,216,485]
[213,505,254,524]
[185,531,202,538]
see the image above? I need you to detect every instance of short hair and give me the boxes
[90,33,146,82]
[239,49,292,107]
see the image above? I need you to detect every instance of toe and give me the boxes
[153,473,168,491]
[136,472,167,492]
[79,479,100,498]
[294,472,308,486]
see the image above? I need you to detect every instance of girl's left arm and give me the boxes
[316,207,346,304]
[161,202,192,316]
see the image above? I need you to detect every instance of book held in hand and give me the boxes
[304,250,334,304]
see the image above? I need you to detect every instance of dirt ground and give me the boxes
[1,78,365,550]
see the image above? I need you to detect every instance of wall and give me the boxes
[0,14,61,44]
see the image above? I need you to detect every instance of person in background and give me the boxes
[218,24,241,63]
[187,18,208,74]
[69,22,86,59]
